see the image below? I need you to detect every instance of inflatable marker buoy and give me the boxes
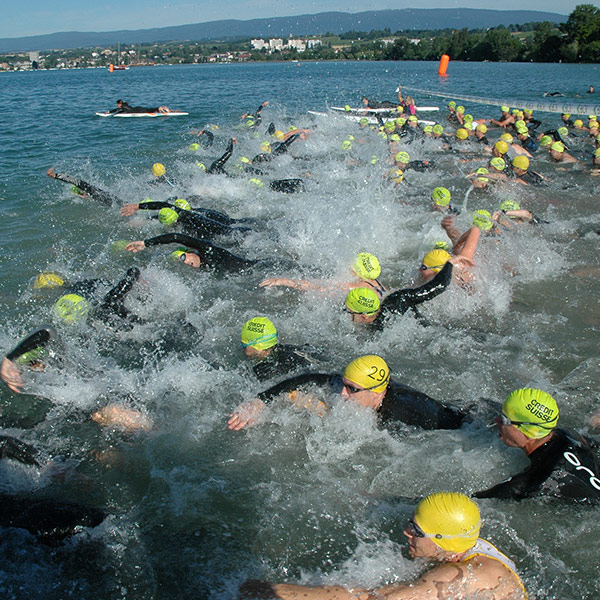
[438,55,450,76]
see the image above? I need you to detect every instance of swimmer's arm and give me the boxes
[227,398,268,430]
[121,200,172,216]
[259,278,332,293]
[0,435,42,466]
[141,233,212,253]
[5,328,52,363]
[1,358,23,393]
[453,227,480,262]
[503,209,534,222]
[47,168,92,193]
[441,215,462,244]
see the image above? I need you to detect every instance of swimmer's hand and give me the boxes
[46,167,56,178]
[589,411,600,430]
[259,277,298,289]
[121,203,140,216]
[1,358,23,393]
[125,241,146,253]
[228,399,267,430]
[91,403,153,432]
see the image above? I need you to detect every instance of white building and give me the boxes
[251,39,267,50]
[269,39,284,51]
[287,39,306,52]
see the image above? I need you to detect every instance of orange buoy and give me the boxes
[438,54,450,76]
[109,64,114,73]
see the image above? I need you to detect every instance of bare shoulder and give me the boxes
[461,556,526,599]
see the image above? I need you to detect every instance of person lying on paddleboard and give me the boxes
[109,99,172,114]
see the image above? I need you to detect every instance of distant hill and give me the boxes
[0,8,566,53]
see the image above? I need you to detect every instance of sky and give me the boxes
[2,0,598,39]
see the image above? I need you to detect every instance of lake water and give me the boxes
[0,61,599,599]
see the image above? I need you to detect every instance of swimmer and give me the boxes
[121,200,250,239]
[549,141,577,163]
[126,233,259,274]
[240,100,268,128]
[511,155,545,185]
[260,252,388,298]
[474,123,489,145]
[228,355,468,431]
[488,105,514,128]
[431,186,459,214]
[491,200,546,227]
[393,150,432,172]
[47,167,121,207]
[475,388,600,502]
[240,317,320,382]
[239,492,527,600]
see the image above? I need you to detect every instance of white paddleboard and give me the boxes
[96,111,189,118]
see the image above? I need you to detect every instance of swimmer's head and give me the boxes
[500,105,510,113]
[463,114,473,123]
[241,317,278,351]
[341,140,352,151]
[343,355,390,394]
[15,346,48,366]
[173,198,191,211]
[448,101,456,110]
[394,151,410,165]
[260,141,272,153]
[389,134,401,142]
[413,492,481,554]
[557,126,569,138]
[494,141,508,155]
[158,207,178,225]
[472,209,493,232]
[249,178,264,187]
[420,249,451,275]
[408,115,418,123]
[455,128,469,140]
[539,135,553,148]
[489,157,506,172]
[359,118,369,127]
[499,200,520,212]
[550,141,565,154]
[189,143,199,152]
[500,133,513,144]
[502,388,559,439]
[345,287,381,316]
[476,124,487,134]
[388,168,404,184]
[353,253,381,281]
[432,187,451,207]
[433,124,444,135]
[574,119,584,128]
[456,106,465,114]
[274,129,285,140]
[152,163,166,177]
[54,293,90,324]
[512,155,530,171]
[433,240,451,251]
[34,272,65,289]
[71,185,84,195]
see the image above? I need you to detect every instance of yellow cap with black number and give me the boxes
[353,253,381,280]
[345,287,380,315]
[343,355,390,393]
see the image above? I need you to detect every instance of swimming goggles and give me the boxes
[342,378,389,395]
[420,264,444,271]
[499,413,556,429]
[408,518,480,540]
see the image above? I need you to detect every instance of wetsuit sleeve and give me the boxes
[0,435,42,466]
[473,473,535,500]
[52,172,118,207]
[257,373,334,404]
[137,201,173,211]
[272,134,299,156]
[382,262,452,317]
[95,267,141,322]
[379,381,468,430]
[207,138,234,174]
[6,329,52,361]
[143,232,210,249]
[202,130,214,146]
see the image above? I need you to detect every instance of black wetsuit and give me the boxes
[365,99,397,109]
[476,135,490,145]
[143,233,258,274]
[543,129,570,149]
[406,159,433,172]
[111,101,160,114]
[207,138,235,175]
[51,172,121,207]
[518,137,539,153]
[0,436,104,541]
[252,134,300,163]
[518,170,544,186]
[269,179,305,193]
[474,429,600,503]
[257,374,468,431]
[368,262,453,331]
[138,201,249,238]
[252,344,319,382]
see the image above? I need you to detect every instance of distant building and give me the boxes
[307,39,322,49]
[269,39,284,52]
[251,39,267,50]
[287,38,306,52]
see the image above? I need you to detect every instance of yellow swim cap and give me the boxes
[388,168,404,183]
[189,143,199,152]
[152,163,166,177]
[499,200,520,212]
[395,151,410,164]
[432,187,451,207]
[551,141,565,153]
[489,157,506,171]
[343,355,390,393]
[414,492,481,553]
[456,106,465,114]
[433,124,444,134]
[539,135,553,148]
[34,272,65,289]
[260,141,272,153]
[173,198,191,211]
[241,317,278,350]
[472,209,493,232]
[345,287,380,315]
[353,252,381,280]
[512,155,529,170]
[158,207,178,225]
[274,130,285,140]
[574,119,584,127]
[476,124,487,133]
[341,140,352,151]
[502,388,559,439]
[170,249,187,261]
[500,133,513,144]
[455,128,469,140]
[421,249,451,273]
[54,294,90,324]
[500,105,510,113]
[494,141,508,155]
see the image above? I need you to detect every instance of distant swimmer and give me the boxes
[239,493,527,600]
[47,167,121,207]
[109,99,172,114]
[474,388,600,503]
[587,85,595,94]
[240,100,268,128]
[240,317,321,382]
[543,91,564,97]
[361,95,397,110]
[228,354,468,432]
